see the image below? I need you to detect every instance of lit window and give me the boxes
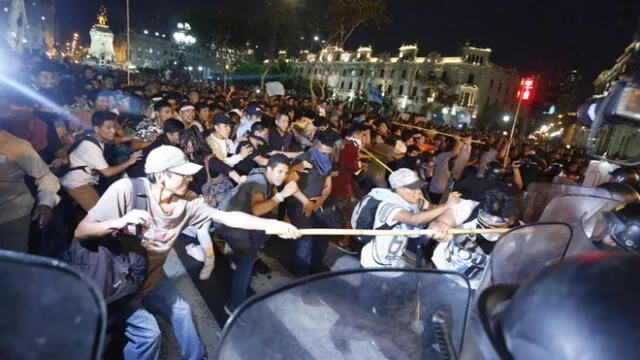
[41,16,45,20]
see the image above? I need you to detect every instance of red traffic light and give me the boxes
[517,77,535,101]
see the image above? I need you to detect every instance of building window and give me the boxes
[489,79,494,89]
[387,85,393,95]
[349,82,353,90]
[411,87,418,97]
[340,81,345,89]
[467,74,475,84]
[379,69,385,78]
[391,70,395,78]
[402,70,407,79]
[398,85,404,96]
[342,69,347,76]
[359,69,364,76]
[497,83,502,93]
[461,92,472,106]
[356,82,361,91]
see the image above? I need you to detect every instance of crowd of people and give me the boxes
[1,55,639,359]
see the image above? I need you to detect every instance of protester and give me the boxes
[61,111,143,210]
[332,124,368,254]
[74,146,300,360]
[0,128,61,252]
[218,154,301,313]
[358,169,460,270]
[235,103,262,140]
[430,189,517,289]
[286,130,342,276]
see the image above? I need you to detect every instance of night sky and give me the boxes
[58,0,640,97]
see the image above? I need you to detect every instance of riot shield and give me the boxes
[539,195,622,257]
[460,223,573,360]
[215,269,472,360]
[522,182,612,222]
[0,250,107,360]
[475,223,572,293]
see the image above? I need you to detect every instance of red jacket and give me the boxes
[332,141,360,198]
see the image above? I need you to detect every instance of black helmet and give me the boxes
[609,167,640,185]
[485,161,503,180]
[603,203,640,253]
[478,252,640,360]
[596,182,640,203]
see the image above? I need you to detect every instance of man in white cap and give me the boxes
[358,168,460,270]
[74,145,300,360]
[355,168,459,316]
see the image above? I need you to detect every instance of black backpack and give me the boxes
[53,131,103,178]
[67,178,148,304]
[350,195,392,244]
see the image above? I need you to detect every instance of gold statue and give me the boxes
[97,6,108,26]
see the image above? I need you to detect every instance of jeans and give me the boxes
[217,225,267,310]
[287,199,341,277]
[123,275,206,360]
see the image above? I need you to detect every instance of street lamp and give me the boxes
[503,115,511,122]
[313,35,320,42]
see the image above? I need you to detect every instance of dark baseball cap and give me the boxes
[245,104,262,116]
[213,113,233,126]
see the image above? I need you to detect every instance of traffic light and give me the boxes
[517,77,535,102]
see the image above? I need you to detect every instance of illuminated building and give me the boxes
[113,31,224,77]
[287,42,519,125]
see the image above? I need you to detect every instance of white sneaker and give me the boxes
[199,262,215,280]
[185,244,205,262]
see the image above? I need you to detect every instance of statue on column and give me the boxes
[97,6,107,26]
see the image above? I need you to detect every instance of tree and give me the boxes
[308,0,389,99]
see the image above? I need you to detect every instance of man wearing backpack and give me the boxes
[61,111,143,210]
[356,168,460,270]
[74,146,301,360]
[354,168,459,317]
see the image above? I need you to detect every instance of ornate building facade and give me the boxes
[287,43,519,125]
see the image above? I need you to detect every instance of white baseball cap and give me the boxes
[227,109,243,117]
[388,168,427,190]
[144,145,203,176]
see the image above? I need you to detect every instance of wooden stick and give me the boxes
[266,228,510,236]
[359,147,393,173]
[392,122,485,145]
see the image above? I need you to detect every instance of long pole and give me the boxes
[392,122,485,144]
[126,0,131,86]
[503,97,522,168]
[266,228,510,237]
[359,147,393,173]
